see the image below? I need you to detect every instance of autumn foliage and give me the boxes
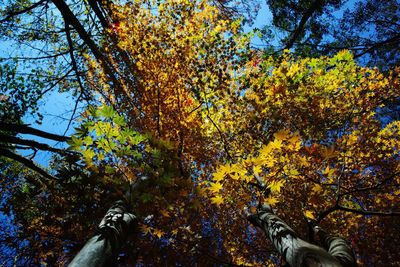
[1,0,400,266]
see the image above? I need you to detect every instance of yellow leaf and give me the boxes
[265,196,279,205]
[160,209,170,218]
[140,224,151,235]
[322,166,335,178]
[259,144,273,159]
[209,182,223,193]
[153,229,164,238]
[212,171,225,182]
[274,129,290,140]
[347,134,358,144]
[230,172,240,180]
[211,195,224,206]
[171,229,178,236]
[219,164,231,175]
[386,194,395,201]
[270,139,283,150]
[268,180,285,193]
[289,169,299,176]
[253,165,262,176]
[299,156,309,167]
[288,134,302,150]
[243,174,253,183]
[231,164,247,176]
[311,184,323,194]
[304,210,316,220]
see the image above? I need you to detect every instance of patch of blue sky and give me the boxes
[243,2,274,47]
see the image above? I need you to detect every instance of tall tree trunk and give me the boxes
[68,200,137,267]
[248,205,356,267]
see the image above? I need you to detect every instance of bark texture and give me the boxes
[314,226,357,267]
[248,205,356,267]
[68,200,136,267]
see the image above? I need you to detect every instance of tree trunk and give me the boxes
[248,205,356,267]
[68,200,136,267]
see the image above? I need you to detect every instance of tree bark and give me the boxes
[248,205,356,267]
[68,200,137,267]
[314,226,357,267]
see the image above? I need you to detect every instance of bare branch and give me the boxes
[0,133,70,154]
[51,0,122,93]
[284,0,325,50]
[337,205,400,217]
[354,33,400,59]
[0,147,59,181]
[0,122,70,142]
[0,0,47,24]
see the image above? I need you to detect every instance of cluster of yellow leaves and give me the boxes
[241,50,397,140]
[85,0,250,170]
[139,224,165,238]
[201,48,399,264]
[80,0,400,262]
[207,129,305,208]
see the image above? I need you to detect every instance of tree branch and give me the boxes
[0,122,70,142]
[316,202,400,224]
[87,0,110,30]
[0,0,47,24]
[63,22,86,136]
[354,33,400,59]
[284,0,325,50]
[337,205,400,217]
[339,172,399,197]
[0,148,59,181]
[51,0,121,92]
[0,133,71,154]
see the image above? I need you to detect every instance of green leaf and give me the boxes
[68,136,83,151]
[83,135,93,146]
[128,133,146,145]
[105,166,115,174]
[113,114,127,126]
[21,183,30,194]
[140,193,153,203]
[100,105,115,119]
[82,148,95,161]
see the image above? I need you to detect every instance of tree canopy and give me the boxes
[0,0,399,266]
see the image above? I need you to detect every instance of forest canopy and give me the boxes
[0,0,399,266]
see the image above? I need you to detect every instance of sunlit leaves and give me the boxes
[211,195,224,206]
[68,104,148,177]
[199,48,400,265]
[265,196,279,205]
[209,182,223,193]
[304,210,316,220]
[267,180,285,193]
[75,0,400,264]
[153,228,165,238]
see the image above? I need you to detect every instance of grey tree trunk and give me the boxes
[248,205,356,267]
[68,200,137,267]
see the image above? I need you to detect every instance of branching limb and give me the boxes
[337,205,400,217]
[51,0,121,92]
[0,148,59,181]
[0,0,47,24]
[0,122,70,142]
[284,0,325,50]
[0,134,70,154]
